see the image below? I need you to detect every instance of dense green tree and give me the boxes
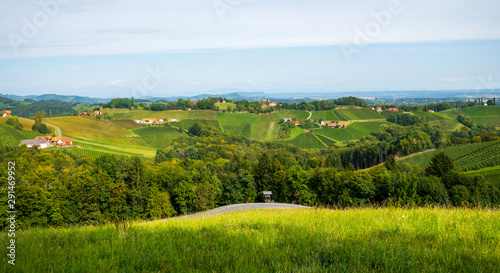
[425,152,454,178]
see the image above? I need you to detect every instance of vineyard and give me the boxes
[451,141,500,171]
[282,132,326,149]
[336,108,383,120]
[133,126,185,149]
[400,141,500,171]
[61,147,128,159]
[111,119,145,130]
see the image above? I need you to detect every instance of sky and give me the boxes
[0,0,499,98]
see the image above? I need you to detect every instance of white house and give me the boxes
[320,121,325,126]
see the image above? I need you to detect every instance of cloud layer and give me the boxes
[1,0,500,59]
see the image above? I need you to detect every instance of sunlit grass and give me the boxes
[1,207,498,272]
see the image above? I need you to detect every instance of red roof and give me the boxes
[60,138,72,142]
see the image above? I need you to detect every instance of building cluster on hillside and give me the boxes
[262,102,277,108]
[135,118,179,124]
[2,110,11,117]
[20,136,72,149]
[371,107,398,112]
[79,110,102,116]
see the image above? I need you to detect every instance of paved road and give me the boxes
[176,203,310,219]
[306,111,312,120]
[45,123,61,137]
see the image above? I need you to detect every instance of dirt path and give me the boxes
[175,203,310,220]
[306,111,312,120]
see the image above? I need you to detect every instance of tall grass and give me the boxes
[1,207,498,272]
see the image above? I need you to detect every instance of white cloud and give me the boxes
[0,0,499,59]
[110,79,123,86]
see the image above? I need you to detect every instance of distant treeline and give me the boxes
[1,120,499,230]
[0,97,78,118]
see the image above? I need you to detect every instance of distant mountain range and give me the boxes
[1,89,499,104]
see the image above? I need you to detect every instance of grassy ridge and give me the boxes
[1,208,498,272]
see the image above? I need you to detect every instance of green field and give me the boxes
[465,165,500,187]
[133,127,185,149]
[440,106,500,127]
[282,132,326,149]
[310,110,343,122]
[2,208,498,272]
[72,103,101,112]
[336,108,384,120]
[0,123,42,146]
[215,102,237,111]
[316,122,392,142]
[400,141,500,171]
[412,111,461,131]
[111,119,145,130]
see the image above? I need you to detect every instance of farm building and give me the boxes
[2,110,11,117]
[294,121,300,125]
[428,110,435,113]
[218,100,226,103]
[158,118,164,123]
[93,110,102,116]
[20,139,50,149]
[387,108,399,112]
[376,107,382,112]
[59,138,73,146]
[36,136,53,141]
[262,104,267,108]
[328,122,337,127]
[141,118,158,124]
[269,102,277,107]
[168,118,179,122]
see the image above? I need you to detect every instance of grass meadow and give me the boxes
[1,207,498,272]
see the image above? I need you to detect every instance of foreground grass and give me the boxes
[1,208,499,272]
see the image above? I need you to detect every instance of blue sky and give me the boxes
[0,0,499,98]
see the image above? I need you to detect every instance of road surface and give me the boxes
[45,123,61,137]
[306,111,312,120]
[176,203,310,219]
